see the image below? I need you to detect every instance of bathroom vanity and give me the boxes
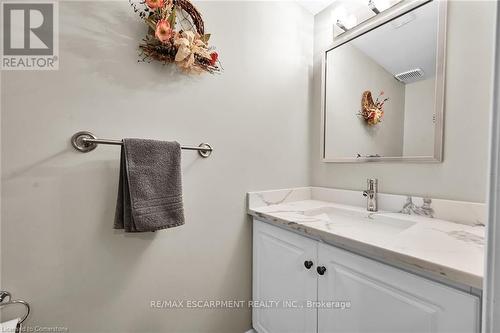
[247,187,484,333]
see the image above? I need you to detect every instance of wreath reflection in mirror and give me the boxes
[358,91,388,126]
[130,0,221,74]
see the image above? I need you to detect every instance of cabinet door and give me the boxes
[253,220,317,333]
[317,243,480,333]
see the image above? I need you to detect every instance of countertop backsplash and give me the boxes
[248,187,486,227]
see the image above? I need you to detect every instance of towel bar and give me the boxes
[0,291,30,324]
[71,131,213,158]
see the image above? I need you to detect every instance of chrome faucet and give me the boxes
[363,178,378,212]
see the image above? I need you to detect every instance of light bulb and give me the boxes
[332,6,358,30]
[373,0,391,12]
[331,6,348,23]
[344,14,358,29]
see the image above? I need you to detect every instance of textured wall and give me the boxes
[311,0,496,202]
[0,1,313,332]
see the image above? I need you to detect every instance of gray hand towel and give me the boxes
[114,139,185,232]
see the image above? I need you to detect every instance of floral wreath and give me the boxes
[358,90,388,126]
[130,0,220,74]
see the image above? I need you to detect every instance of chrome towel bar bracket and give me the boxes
[71,131,213,158]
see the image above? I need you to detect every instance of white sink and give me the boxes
[303,205,416,238]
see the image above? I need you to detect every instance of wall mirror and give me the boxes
[322,0,447,163]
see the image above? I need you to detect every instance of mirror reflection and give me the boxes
[323,1,443,162]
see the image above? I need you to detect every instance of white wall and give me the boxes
[402,78,436,156]
[1,1,496,331]
[0,1,313,332]
[311,0,496,202]
[324,43,406,158]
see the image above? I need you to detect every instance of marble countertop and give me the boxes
[247,187,485,290]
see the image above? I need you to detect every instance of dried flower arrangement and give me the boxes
[358,90,388,126]
[130,0,220,74]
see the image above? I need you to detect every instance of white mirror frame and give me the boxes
[321,0,447,163]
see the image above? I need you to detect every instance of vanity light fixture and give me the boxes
[368,0,380,14]
[368,0,391,15]
[336,20,348,32]
[332,6,357,33]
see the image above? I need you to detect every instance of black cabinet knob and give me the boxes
[304,260,313,269]
[317,266,327,275]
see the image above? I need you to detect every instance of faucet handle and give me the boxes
[366,178,378,190]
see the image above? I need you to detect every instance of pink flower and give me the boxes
[146,0,164,9]
[155,20,174,43]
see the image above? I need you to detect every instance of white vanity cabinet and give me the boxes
[253,220,480,333]
[317,244,479,333]
[253,220,317,333]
